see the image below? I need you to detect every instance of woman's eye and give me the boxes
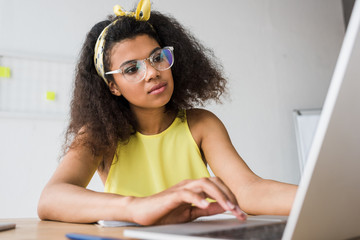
[153,53,164,63]
[123,63,140,75]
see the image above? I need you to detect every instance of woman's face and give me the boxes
[108,34,174,112]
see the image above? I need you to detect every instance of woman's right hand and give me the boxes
[127,177,247,225]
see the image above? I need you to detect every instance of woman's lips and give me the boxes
[148,82,167,94]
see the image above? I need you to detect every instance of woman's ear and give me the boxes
[108,82,122,96]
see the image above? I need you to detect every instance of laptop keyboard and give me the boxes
[193,222,286,240]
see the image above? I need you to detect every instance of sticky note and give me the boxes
[46,91,56,101]
[0,66,11,78]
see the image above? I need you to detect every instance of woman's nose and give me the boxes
[143,60,160,82]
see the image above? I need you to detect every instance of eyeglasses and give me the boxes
[105,46,174,83]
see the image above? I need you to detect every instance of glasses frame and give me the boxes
[105,46,174,83]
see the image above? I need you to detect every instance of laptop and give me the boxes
[124,1,360,239]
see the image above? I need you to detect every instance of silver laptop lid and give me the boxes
[283,1,360,239]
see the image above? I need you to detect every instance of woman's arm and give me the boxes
[37,144,134,223]
[187,109,297,215]
[38,136,245,224]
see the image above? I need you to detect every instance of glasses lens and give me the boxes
[116,47,174,83]
[151,48,174,71]
[121,60,146,82]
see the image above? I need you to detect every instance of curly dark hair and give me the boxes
[64,11,227,169]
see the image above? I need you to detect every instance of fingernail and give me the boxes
[226,201,236,210]
[201,199,210,208]
[236,206,247,219]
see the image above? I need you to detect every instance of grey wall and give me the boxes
[0,0,345,218]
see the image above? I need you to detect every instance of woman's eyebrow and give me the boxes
[148,47,161,57]
[119,47,161,68]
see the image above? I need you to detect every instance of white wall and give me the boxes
[0,0,345,218]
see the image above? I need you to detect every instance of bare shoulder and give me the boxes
[186,108,227,147]
[186,108,222,126]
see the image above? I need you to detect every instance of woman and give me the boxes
[38,1,297,225]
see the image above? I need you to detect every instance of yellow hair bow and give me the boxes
[113,0,151,21]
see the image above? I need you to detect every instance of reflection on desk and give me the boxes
[0,218,136,240]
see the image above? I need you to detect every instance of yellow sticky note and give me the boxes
[46,91,56,101]
[0,66,11,78]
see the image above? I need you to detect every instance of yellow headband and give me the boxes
[94,0,151,84]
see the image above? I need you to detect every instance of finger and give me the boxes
[189,202,225,221]
[207,177,247,220]
[187,178,236,212]
[176,188,212,209]
[208,177,238,204]
[187,178,247,220]
[233,205,247,220]
[154,204,193,225]
[191,204,247,222]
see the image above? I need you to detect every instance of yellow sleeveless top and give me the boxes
[104,110,210,197]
